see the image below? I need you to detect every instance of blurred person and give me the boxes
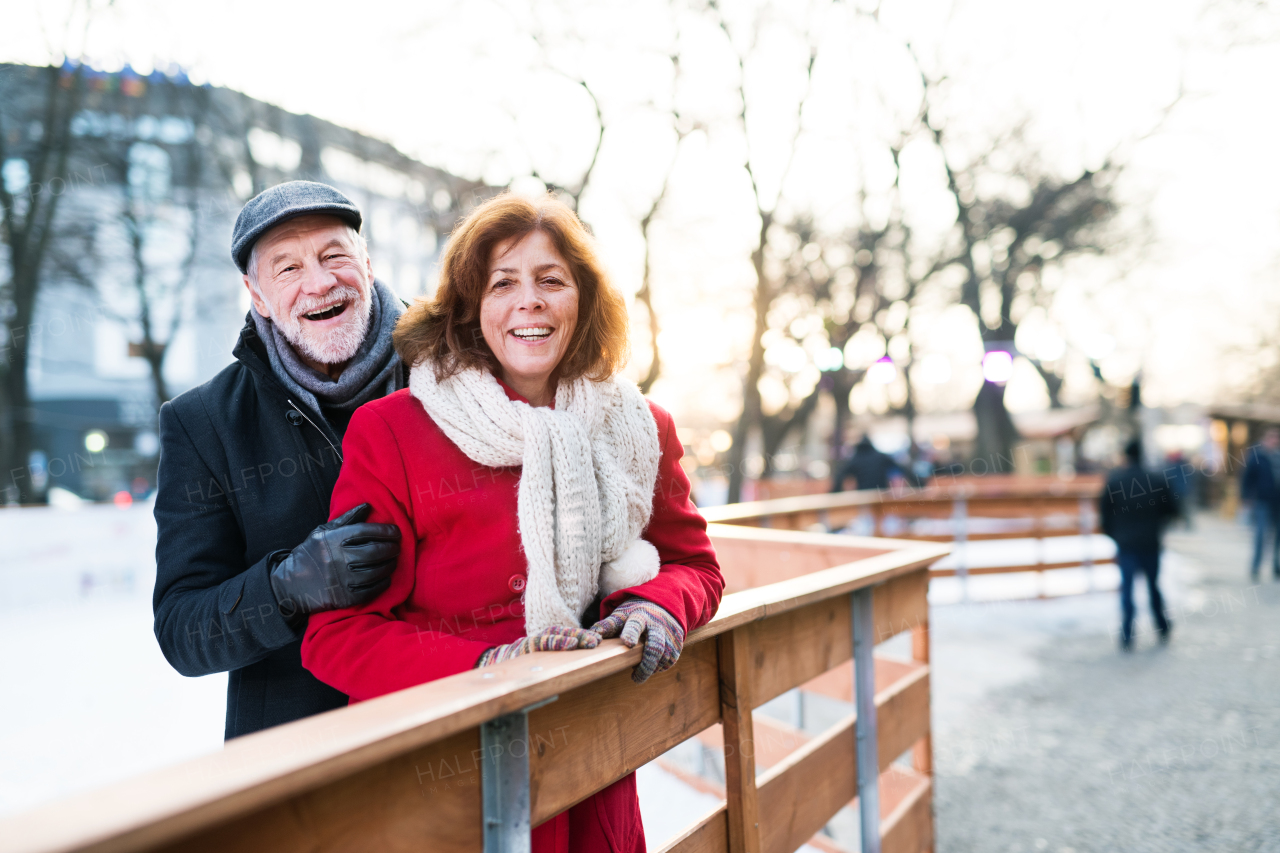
[1240,426,1280,581]
[152,182,405,739]
[301,193,723,852]
[910,444,937,486]
[890,444,921,489]
[831,434,900,492]
[1163,450,1195,530]
[930,445,964,479]
[1100,438,1178,651]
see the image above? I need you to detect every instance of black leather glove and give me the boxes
[268,503,400,626]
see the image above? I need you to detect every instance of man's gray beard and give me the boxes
[273,282,373,366]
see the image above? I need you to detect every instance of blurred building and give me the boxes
[0,62,495,500]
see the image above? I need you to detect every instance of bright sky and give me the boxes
[4,0,1278,423]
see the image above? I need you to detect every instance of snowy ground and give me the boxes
[0,502,226,818]
[0,501,1228,850]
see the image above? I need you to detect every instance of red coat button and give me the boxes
[509,575,526,593]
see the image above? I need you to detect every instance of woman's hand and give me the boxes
[591,598,685,684]
[477,626,602,668]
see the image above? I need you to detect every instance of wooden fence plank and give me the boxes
[657,806,728,853]
[711,536,889,594]
[737,570,921,718]
[692,548,947,647]
[877,766,925,821]
[755,715,856,853]
[718,630,762,853]
[700,657,931,853]
[905,528,1096,542]
[799,656,923,705]
[694,716,811,772]
[742,569,930,710]
[911,621,932,778]
[875,667,931,772]
[151,728,483,853]
[703,657,928,776]
[527,641,721,822]
[701,485,1100,527]
[880,776,932,853]
[929,559,1110,577]
[745,597,850,709]
[872,571,929,644]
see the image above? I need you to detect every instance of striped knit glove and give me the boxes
[477,626,602,668]
[591,598,685,684]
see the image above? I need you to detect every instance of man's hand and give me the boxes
[591,598,684,684]
[476,626,602,667]
[268,503,400,625]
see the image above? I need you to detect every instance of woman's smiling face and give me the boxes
[479,229,579,406]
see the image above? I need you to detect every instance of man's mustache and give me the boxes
[291,285,364,322]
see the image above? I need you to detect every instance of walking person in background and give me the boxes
[1240,426,1280,581]
[1100,439,1178,651]
[1163,450,1195,530]
[831,434,900,492]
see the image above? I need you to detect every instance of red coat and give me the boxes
[301,383,723,853]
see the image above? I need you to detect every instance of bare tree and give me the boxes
[703,0,822,502]
[0,63,85,502]
[119,190,199,407]
[522,73,605,215]
[633,148,679,395]
[50,85,240,411]
[76,145,204,408]
[746,136,933,481]
[503,0,690,395]
[894,42,1124,470]
[730,32,1126,482]
[632,40,698,394]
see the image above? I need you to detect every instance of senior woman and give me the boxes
[301,192,723,853]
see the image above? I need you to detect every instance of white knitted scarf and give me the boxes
[409,363,663,634]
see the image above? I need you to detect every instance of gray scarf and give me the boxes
[251,278,404,423]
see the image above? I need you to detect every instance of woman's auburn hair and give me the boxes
[394,192,629,383]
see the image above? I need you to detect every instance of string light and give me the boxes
[867,356,897,384]
[982,351,1015,383]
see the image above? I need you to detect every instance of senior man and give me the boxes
[153,181,405,739]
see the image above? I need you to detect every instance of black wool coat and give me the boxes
[831,442,899,493]
[1240,445,1280,505]
[1099,463,1180,553]
[152,317,405,740]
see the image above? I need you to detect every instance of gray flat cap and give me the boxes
[231,181,362,273]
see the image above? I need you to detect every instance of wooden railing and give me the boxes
[745,474,1103,504]
[0,525,948,853]
[702,479,1106,580]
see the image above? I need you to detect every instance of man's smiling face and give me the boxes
[244,214,373,374]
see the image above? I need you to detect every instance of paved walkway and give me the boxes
[932,514,1280,852]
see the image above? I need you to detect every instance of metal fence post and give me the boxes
[952,497,969,600]
[1079,496,1094,592]
[791,688,806,730]
[482,697,557,853]
[852,588,880,853]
